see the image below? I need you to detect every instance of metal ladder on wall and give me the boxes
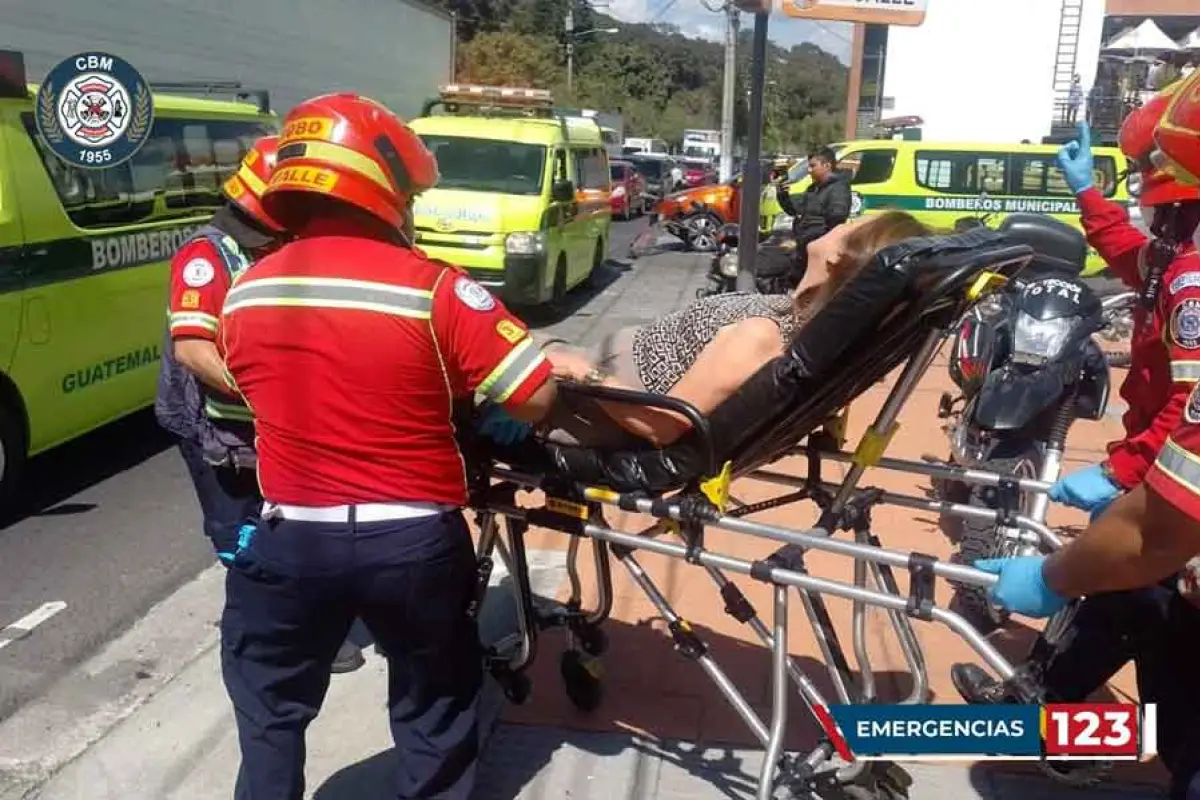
[1052,0,1084,92]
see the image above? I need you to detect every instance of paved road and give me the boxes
[0,218,659,723]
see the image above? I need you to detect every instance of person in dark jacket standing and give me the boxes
[774,146,852,287]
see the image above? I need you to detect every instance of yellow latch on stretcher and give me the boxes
[852,422,899,468]
[700,461,734,512]
[966,271,1007,303]
[546,497,589,519]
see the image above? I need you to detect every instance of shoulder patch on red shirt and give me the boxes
[1170,271,1200,295]
[182,257,216,287]
[1172,298,1200,350]
[453,275,496,312]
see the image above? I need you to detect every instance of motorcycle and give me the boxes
[695,224,799,299]
[934,214,1112,632]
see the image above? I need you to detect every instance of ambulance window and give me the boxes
[916,151,1008,194]
[574,148,609,190]
[22,114,274,229]
[839,149,896,185]
[1013,154,1116,198]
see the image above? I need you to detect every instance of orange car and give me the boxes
[653,179,741,251]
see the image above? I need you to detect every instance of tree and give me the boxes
[457,31,561,88]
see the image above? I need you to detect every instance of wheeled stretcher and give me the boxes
[463,228,1063,799]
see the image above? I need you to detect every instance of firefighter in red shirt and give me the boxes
[215,93,557,800]
[958,70,1200,800]
[1046,85,1200,518]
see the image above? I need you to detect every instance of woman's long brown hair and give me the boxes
[793,211,932,325]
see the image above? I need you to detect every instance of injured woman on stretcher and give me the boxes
[512,210,931,449]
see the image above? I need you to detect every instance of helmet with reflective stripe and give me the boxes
[1120,80,1199,207]
[262,93,439,230]
[1155,68,1200,188]
[221,135,284,232]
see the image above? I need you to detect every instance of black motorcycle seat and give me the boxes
[998,213,1088,273]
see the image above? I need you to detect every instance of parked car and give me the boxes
[679,156,717,188]
[625,154,684,201]
[609,159,648,219]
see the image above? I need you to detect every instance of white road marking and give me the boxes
[0,601,68,651]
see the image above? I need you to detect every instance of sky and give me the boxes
[602,0,854,63]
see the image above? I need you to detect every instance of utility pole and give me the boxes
[565,8,575,94]
[718,4,739,183]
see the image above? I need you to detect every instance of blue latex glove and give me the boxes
[476,404,532,446]
[974,555,1068,619]
[216,522,257,566]
[1056,121,1094,195]
[1048,463,1120,513]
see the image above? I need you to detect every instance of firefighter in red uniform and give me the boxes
[1045,86,1200,519]
[960,69,1200,800]
[156,136,366,675]
[215,93,557,800]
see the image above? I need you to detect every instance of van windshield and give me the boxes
[629,159,664,179]
[418,135,547,196]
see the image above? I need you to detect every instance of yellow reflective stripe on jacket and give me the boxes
[477,337,547,404]
[224,277,433,319]
[1172,361,1200,383]
[205,395,254,422]
[1154,437,1200,497]
[170,311,219,333]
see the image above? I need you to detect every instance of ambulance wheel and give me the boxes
[0,400,26,510]
[576,624,608,657]
[560,650,603,712]
[551,256,568,306]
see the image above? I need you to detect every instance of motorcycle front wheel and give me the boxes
[949,442,1044,634]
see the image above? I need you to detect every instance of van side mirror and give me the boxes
[552,179,575,203]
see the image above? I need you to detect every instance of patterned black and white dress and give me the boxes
[630,292,800,395]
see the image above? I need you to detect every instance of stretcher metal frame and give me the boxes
[465,241,1066,799]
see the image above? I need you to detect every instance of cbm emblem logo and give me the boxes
[35,52,154,170]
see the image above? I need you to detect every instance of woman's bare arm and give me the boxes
[597,317,785,446]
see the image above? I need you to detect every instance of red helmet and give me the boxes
[1119,81,1199,207]
[221,135,284,232]
[1155,68,1200,188]
[262,93,439,230]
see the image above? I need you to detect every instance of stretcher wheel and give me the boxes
[576,625,608,657]
[1037,758,1112,788]
[496,670,532,705]
[559,650,603,712]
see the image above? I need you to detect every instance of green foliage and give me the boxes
[433,0,848,153]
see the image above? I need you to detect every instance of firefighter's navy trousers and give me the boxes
[220,507,482,800]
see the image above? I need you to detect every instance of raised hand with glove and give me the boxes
[1056,121,1095,196]
[974,555,1068,619]
[475,402,533,446]
[1048,463,1121,517]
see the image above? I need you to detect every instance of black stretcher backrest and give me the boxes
[534,230,1034,494]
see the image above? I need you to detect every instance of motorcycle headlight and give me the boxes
[719,252,739,277]
[1012,312,1073,362]
[505,231,546,255]
[773,213,794,232]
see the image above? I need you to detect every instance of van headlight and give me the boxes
[505,231,546,255]
[773,213,794,232]
[1012,312,1073,362]
[719,251,739,277]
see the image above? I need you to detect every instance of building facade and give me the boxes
[844,0,1200,145]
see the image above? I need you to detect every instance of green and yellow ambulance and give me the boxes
[0,51,276,501]
[760,139,1134,277]
[410,84,611,306]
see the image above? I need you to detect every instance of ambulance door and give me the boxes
[0,107,24,373]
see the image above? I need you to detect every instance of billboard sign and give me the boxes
[777,0,928,25]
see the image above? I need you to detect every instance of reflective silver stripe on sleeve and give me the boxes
[224,277,433,319]
[1172,361,1200,383]
[205,396,255,421]
[169,311,219,332]
[1154,438,1200,496]
[478,337,547,403]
